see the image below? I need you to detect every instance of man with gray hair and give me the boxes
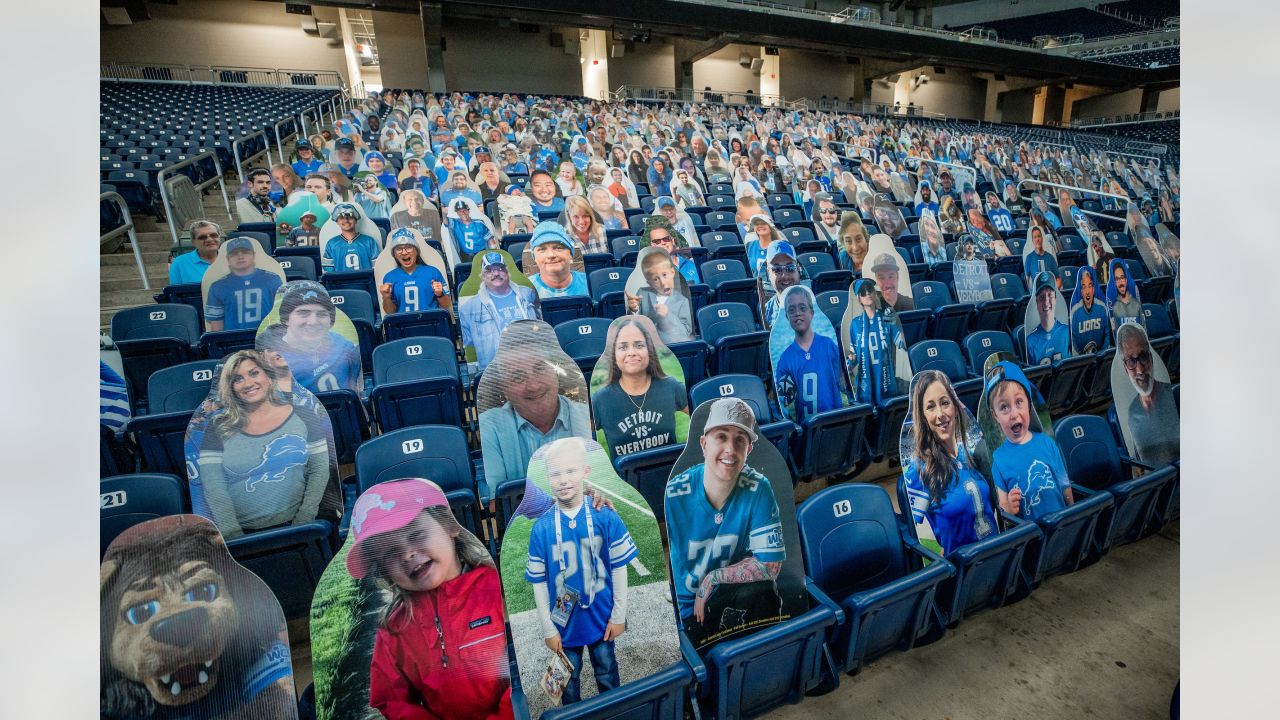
[168,220,222,285]
[1115,323,1179,467]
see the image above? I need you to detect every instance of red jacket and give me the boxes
[369,564,514,720]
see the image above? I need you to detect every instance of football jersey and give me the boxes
[281,333,361,393]
[664,463,785,620]
[1070,300,1111,354]
[903,453,997,555]
[204,269,282,331]
[382,264,447,312]
[448,218,494,262]
[991,433,1071,521]
[525,504,638,647]
[773,334,845,423]
[1026,321,1070,366]
[1023,250,1058,281]
[847,310,904,406]
[323,234,380,271]
[988,208,1015,234]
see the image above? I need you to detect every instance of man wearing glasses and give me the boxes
[1115,323,1179,467]
[812,194,841,244]
[759,241,808,329]
[169,220,222,285]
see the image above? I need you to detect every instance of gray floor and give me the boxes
[769,521,1180,720]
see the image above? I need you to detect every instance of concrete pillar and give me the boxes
[881,2,891,23]
[760,49,779,104]
[1140,87,1161,113]
[337,8,364,93]
[579,29,610,101]
[673,35,730,101]
[983,76,1005,122]
[421,2,446,93]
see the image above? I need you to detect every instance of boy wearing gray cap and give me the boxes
[204,237,282,332]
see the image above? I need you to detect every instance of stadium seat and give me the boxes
[1057,265,1078,292]
[814,290,849,331]
[962,330,1018,376]
[700,230,748,265]
[706,194,735,210]
[695,303,771,378]
[276,256,318,282]
[612,234,643,266]
[582,251,614,277]
[111,304,200,415]
[327,286,379,325]
[894,309,932,347]
[798,484,952,674]
[703,211,739,232]
[233,224,277,253]
[370,337,464,432]
[790,399,875,482]
[911,281,974,344]
[226,520,334,619]
[1042,353,1096,418]
[554,317,612,378]
[689,374,797,465]
[589,267,630,319]
[1141,303,1178,362]
[314,389,370,465]
[811,269,853,296]
[798,251,837,277]
[908,340,984,414]
[972,296,1015,333]
[198,328,258,359]
[666,339,709,389]
[538,294,595,329]
[989,273,1027,301]
[928,261,955,288]
[154,283,206,331]
[100,473,190,557]
[614,444,686,520]
[354,425,482,536]
[381,308,456,343]
[321,270,378,313]
[1020,481,1115,586]
[145,359,219,414]
[699,259,758,310]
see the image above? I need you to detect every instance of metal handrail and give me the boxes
[1016,178,1133,222]
[613,85,787,107]
[299,107,317,139]
[1103,150,1162,168]
[101,61,344,89]
[100,191,151,290]
[158,150,230,247]
[232,130,272,185]
[272,116,299,164]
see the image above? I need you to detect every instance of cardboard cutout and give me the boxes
[984,191,1016,236]
[1155,222,1180,274]
[458,249,542,372]
[871,196,908,240]
[1125,202,1172,278]
[861,234,915,312]
[276,192,332,248]
[854,182,877,219]
[953,259,994,302]
[622,247,694,346]
[373,227,454,316]
[939,195,967,234]
[500,438,682,716]
[1068,265,1112,354]
[1087,232,1118,285]
[100,515,298,720]
[840,277,911,406]
[1111,323,1179,467]
[311,480,513,720]
[388,188,444,244]
[255,281,363,394]
[320,202,383,273]
[1024,271,1072,366]
[477,320,592,494]
[918,210,948,266]
[976,361,1074,521]
[889,173,914,205]
[199,237,286,333]
[1105,258,1144,332]
[966,207,1011,258]
[182,349,341,540]
[588,315,689,461]
[899,370,997,556]
[769,284,850,424]
[665,398,808,652]
[1021,225,1059,283]
[443,195,499,268]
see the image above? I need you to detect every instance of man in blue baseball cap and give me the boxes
[760,240,809,329]
[528,221,588,299]
[333,136,361,178]
[459,251,538,372]
[204,237,283,332]
[291,140,322,177]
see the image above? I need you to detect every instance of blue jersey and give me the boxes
[847,310,904,407]
[1026,321,1070,366]
[281,333,361,393]
[205,269,282,331]
[744,240,769,277]
[525,504,637,647]
[665,463,785,620]
[774,334,845,423]
[991,433,1071,521]
[675,255,700,285]
[292,158,323,177]
[903,452,997,555]
[382,265,448,312]
[1070,300,1111,354]
[531,271,589,299]
[447,218,494,261]
[323,234,380,271]
[1023,250,1058,281]
[988,209,1015,234]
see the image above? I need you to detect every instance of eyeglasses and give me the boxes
[1122,351,1151,370]
[769,263,798,274]
[195,232,220,240]
[819,208,838,214]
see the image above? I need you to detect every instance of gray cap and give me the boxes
[870,252,899,274]
[703,397,758,442]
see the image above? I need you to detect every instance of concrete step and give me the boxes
[102,288,161,310]
[100,250,170,267]
[102,275,169,293]
[101,262,168,282]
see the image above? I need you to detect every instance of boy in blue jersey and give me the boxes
[527,438,637,705]
[291,140,323,177]
[1022,226,1059,283]
[378,231,451,314]
[665,399,785,636]
[446,199,495,263]
[332,137,361,178]
[204,237,283,332]
[322,203,380,272]
[1069,266,1111,354]
[773,285,846,424]
[1026,271,1070,365]
[276,282,363,394]
[985,363,1074,520]
[529,222,589,298]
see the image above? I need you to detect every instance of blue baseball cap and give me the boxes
[482,251,506,269]
[766,241,796,262]
[225,237,255,254]
[655,196,675,209]
[530,221,574,249]
[332,203,360,219]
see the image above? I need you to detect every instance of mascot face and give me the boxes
[104,557,239,706]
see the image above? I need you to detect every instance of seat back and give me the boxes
[146,360,220,414]
[699,259,749,289]
[328,288,377,324]
[1142,303,1176,338]
[798,484,907,602]
[908,340,968,382]
[962,331,1016,375]
[781,225,815,244]
[814,290,848,331]
[100,474,188,556]
[1053,414,1125,491]
[798,252,836,276]
[554,318,612,363]
[355,425,475,496]
[589,268,628,301]
[538,295,595,329]
[696,302,759,343]
[910,281,955,311]
[689,374,779,424]
[111,303,199,343]
[372,337,459,385]
[989,273,1026,301]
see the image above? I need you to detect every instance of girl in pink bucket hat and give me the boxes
[346,478,513,720]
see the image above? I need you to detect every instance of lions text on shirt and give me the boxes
[1070,301,1111,354]
[205,270,282,331]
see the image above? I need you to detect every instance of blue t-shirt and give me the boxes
[991,433,1071,521]
[1070,300,1111,354]
[531,196,566,215]
[292,158,323,177]
[488,286,527,323]
[448,218,494,261]
[323,234,380,271]
[204,269,282,330]
[169,251,212,285]
[744,239,769,277]
[773,334,845,423]
[675,255,700,285]
[664,463,785,620]
[525,504,638,647]
[382,265,448,312]
[531,271,589,299]
[281,333,361,393]
[1023,251,1058,281]
[903,453,998,555]
[1026,321,1070,366]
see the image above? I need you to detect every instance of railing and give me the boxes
[101,61,344,89]
[1074,110,1179,128]
[232,130,273,185]
[273,116,300,165]
[1073,37,1179,59]
[1016,178,1132,221]
[157,150,230,248]
[613,85,787,107]
[100,191,151,290]
[299,106,318,140]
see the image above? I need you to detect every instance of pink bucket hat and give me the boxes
[345,478,448,579]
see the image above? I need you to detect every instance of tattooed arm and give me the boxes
[693,556,782,623]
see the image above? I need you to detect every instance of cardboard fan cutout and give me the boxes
[919,210,948,266]
[841,277,911,406]
[255,280,364,394]
[984,191,1016,236]
[1155,222,1180,273]
[871,196,908,240]
[1068,265,1112,354]
[199,236,286,333]
[861,233,915,312]
[1110,323,1179,467]
[100,515,298,720]
[1125,202,1172,278]
[966,207,1011,258]
[442,195,499,268]
[1021,225,1059,283]
[1023,271,1072,366]
[319,202,383,273]
[476,320,592,499]
[889,172,915,205]
[952,258,994,302]
[939,195,967,235]
[388,188,443,244]
[373,226,454,316]
[1105,258,1144,332]
[622,246,694,346]
[665,397,808,652]
[899,370,998,557]
[310,479,513,720]
[182,349,341,541]
[1087,231,1118,285]
[769,284,851,424]
[500,438,681,716]
[589,315,690,461]
[458,249,542,372]
[520,224,590,298]
[276,191,332,248]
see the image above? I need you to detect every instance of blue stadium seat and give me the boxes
[689,374,797,464]
[927,261,955,288]
[501,232,532,252]
[798,484,952,674]
[811,269,853,296]
[706,194,736,210]
[1054,414,1176,552]
[554,317,612,379]
[814,290,849,331]
[354,425,482,536]
[775,211,808,229]
[1020,480,1115,586]
[908,339,984,414]
[699,259,758,310]
[666,339,709,388]
[582,252,614,277]
[315,389,370,465]
[589,267,630,319]
[106,169,155,214]
[381,308,456,343]
[234,224,277,253]
[321,270,378,313]
[276,255,318,282]
[327,286,379,324]
[791,399,875,482]
[198,328,258,359]
[145,359,219,414]
[700,230,747,264]
[154,283,206,331]
[614,444,686,520]
[1057,265,1078,292]
[911,281,975,344]
[628,214,649,235]
[894,309,932,347]
[100,474,190,556]
[227,520,334,619]
[1042,353,1096,418]
[972,296,1015,333]
[1138,276,1172,305]
[702,211,738,231]
[989,273,1027,301]
[370,337,464,432]
[767,193,794,208]
[962,330,1018,376]
[273,245,322,267]
[798,251,836,277]
[695,303,770,378]
[1142,302,1178,361]
[111,304,200,414]
[101,424,133,478]
[538,294,595,329]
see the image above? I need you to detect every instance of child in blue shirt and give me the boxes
[446,200,495,263]
[985,363,1074,520]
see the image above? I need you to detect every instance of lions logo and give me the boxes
[241,434,308,493]
[1021,459,1058,516]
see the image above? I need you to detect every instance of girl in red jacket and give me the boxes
[347,478,514,720]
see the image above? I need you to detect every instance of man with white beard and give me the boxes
[1116,323,1179,467]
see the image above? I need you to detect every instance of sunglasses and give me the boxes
[819,208,838,214]
[769,263,798,274]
